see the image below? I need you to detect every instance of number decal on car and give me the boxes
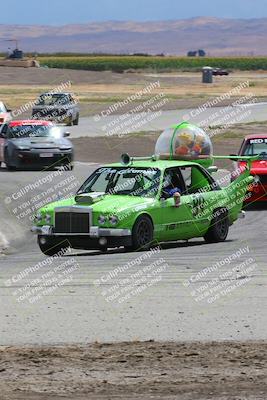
[191,194,205,217]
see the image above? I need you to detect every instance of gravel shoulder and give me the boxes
[1,341,266,400]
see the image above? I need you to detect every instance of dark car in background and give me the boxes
[212,68,229,76]
[0,120,74,170]
[32,93,79,126]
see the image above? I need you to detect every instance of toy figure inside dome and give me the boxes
[155,122,213,167]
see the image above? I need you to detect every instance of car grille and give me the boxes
[33,108,70,118]
[55,211,90,234]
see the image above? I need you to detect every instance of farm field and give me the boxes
[38,55,267,72]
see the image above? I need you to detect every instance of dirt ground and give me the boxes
[2,67,267,117]
[0,341,266,400]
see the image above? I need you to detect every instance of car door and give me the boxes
[0,124,8,162]
[159,167,197,241]
[179,164,219,237]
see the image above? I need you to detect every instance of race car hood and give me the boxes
[86,194,154,214]
[239,160,267,175]
[41,194,154,215]
[10,136,72,150]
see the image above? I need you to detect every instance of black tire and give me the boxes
[204,209,229,243]
[99,245,108,253]
[127,215,154,251]
[73,114,79,126]
[64,163,74,171]
[38,235,70,257]
[4,149,16,171]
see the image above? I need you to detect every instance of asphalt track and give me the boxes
[0,163,266,345]
[68,102,267,138]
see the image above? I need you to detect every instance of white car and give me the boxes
[0,102,12,126]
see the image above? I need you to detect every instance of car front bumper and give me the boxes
[245,184,267,202]
[31,225,132,249]
[32,111,74,124]
[13,149,73,168]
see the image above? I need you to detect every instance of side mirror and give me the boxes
[229,153,238,161]
[207,166,218,173]
[64,131,70,137]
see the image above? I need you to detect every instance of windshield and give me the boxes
[7,125,63,139]
[0,102,7,113]
[77,167,161,197]
[37,94,70,106]
[243,138,267,160]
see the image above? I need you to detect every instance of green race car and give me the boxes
[32,154,255,256]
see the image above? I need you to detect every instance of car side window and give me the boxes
[162,168,185,198]
[1,124,8,136]
[180,166,214,194]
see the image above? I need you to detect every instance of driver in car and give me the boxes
[162,171,182,207]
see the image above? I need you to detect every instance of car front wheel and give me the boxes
[73,114,79,125]
[4,149,16,171]
[126,215,154,251]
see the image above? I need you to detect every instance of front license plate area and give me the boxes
[40,153,54,158]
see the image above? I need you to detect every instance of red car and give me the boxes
[232,134,267,202]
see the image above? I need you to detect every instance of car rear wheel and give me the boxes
[38,235,70,257]
[204,209,229,243]
[126,215,154,251]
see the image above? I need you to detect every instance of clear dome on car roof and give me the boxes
[155,122,213,165]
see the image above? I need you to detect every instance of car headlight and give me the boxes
[254,175,260,183]
[109,215,118,226]
[45,214,51,224]
[35,212,42,222]
[17,146,30,151]
[98,215,106,225]
[59,146,72,150]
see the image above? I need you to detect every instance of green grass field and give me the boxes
[38,55,267,72]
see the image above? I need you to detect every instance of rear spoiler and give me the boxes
[212,155,259,170]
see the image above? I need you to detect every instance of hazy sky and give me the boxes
[1,0,267,24]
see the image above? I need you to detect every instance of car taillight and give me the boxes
[231,163,247,182]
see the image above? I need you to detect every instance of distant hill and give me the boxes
[0,17,266,55]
